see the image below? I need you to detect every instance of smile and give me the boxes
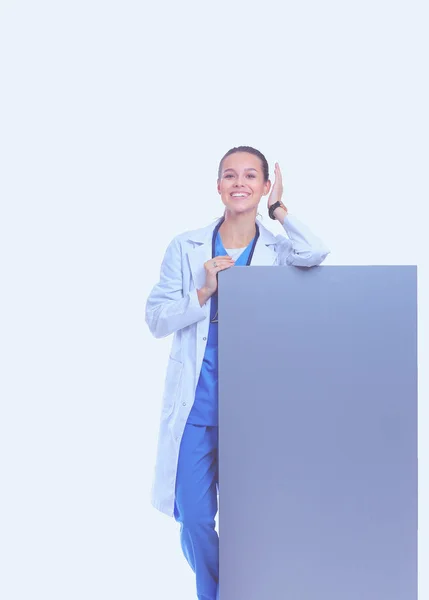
[231,193,250,198]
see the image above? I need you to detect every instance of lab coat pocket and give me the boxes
[161,356,183,418]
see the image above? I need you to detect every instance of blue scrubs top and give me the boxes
[187,230,256,426]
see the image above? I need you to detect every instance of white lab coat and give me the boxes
[145,214,330,516]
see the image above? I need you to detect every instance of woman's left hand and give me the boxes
[267,163,288,218]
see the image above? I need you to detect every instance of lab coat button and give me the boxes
[182,402,186,406]
[203,337,207,341]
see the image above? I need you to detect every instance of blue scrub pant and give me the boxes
[174,423,219,600]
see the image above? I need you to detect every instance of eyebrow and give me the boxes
[223,168,258,173]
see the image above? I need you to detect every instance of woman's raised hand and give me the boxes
[267,163,283,208]
[197,255,235,306]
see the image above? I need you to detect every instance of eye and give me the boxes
[224,174,234,178]
[247,174,256,178]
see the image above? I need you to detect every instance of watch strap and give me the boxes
[268,200,286,220]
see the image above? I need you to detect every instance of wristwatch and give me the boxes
[268,200,287,220]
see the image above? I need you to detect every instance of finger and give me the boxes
[208,257,234,267]
[212,262,234,272]
[206,260,234,273]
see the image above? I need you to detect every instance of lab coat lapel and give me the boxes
[251,221,277,266]
[187,244,210,289]
[186,221,219,290]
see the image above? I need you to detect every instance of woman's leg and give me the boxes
[174,423,219,600]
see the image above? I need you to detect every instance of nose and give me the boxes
[234,176,246,187]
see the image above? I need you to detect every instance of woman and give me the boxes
[145,146,330,600]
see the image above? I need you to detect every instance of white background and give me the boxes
[0,1,427,598]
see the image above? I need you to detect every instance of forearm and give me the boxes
[276,212,330,266]
[197,286,212,307]
[282,214,329,250]
[272,205,288,224]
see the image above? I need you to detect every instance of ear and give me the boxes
[217,180,221,194]
[263,180,271,196]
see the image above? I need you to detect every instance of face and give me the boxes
[217,152,271,215]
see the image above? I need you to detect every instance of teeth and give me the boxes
[232,193,248,197]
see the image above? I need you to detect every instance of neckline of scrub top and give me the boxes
[212,216,260,265]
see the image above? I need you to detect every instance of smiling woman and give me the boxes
[145,145,330,600]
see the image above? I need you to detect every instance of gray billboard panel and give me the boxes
[218,266,417,600]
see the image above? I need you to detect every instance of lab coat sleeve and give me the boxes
[275,214,330,267]
[145,236,207,339]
